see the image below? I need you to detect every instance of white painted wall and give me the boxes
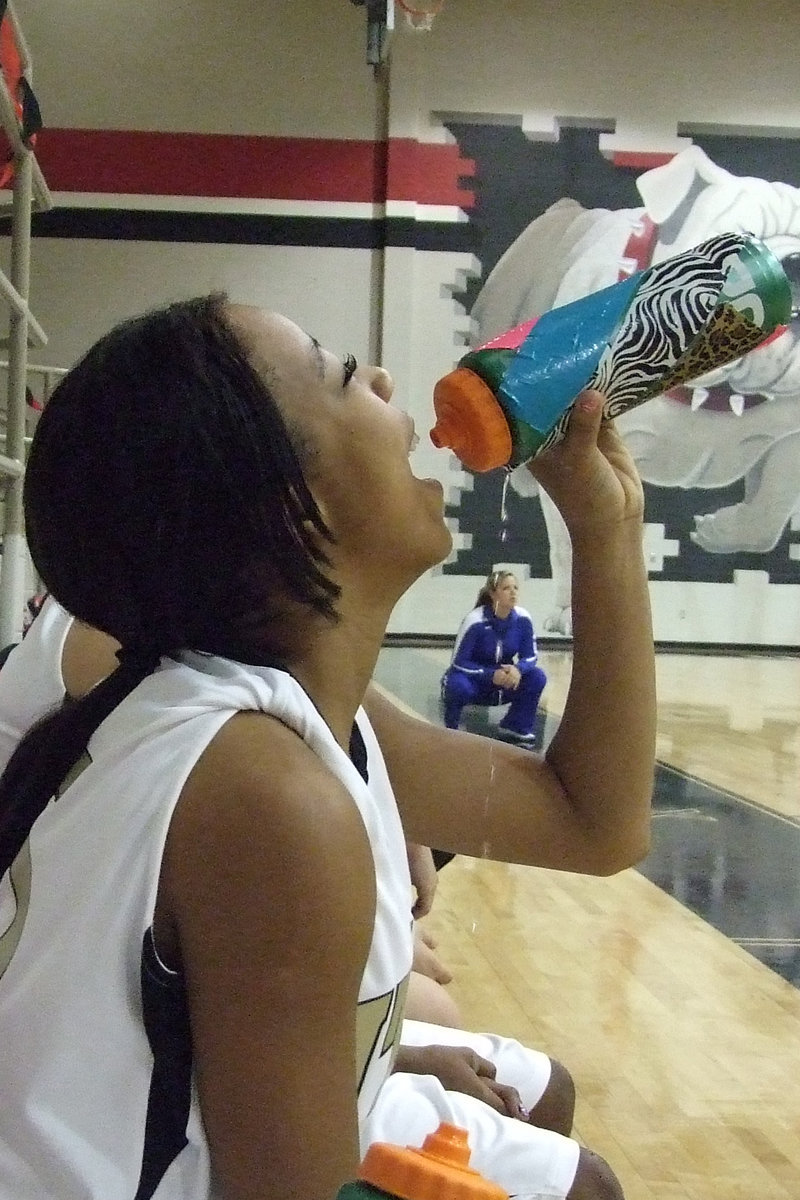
[6,0,800,644]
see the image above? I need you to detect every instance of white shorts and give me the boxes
[359,1019,581,1200]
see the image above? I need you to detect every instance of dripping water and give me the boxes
[480,744,495,860]
[499,471,511,543]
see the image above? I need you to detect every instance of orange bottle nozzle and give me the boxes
[430,368,512,473]
[359,1122,508,1200]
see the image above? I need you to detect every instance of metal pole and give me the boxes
[0,149,33,647]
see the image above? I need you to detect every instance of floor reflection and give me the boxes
[641,765,800,985]
[375,645,800,988]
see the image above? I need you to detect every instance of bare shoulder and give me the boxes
[159,707,376,1008]
[183,709,354,819]
[62,621,120,698]
[167,710,373,903]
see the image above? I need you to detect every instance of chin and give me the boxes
[424,525,453,572]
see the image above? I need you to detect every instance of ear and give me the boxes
[637,145,733,223]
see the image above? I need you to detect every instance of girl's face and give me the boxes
[490,574,518,616]
[230,306,452,595]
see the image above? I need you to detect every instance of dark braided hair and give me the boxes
[0,293,339,875]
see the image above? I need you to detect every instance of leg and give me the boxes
[404,972,463,1027]
[569,1149,625,1200]
[441,670,487,730]
[527,1057,575,1137]
[690,434,800,553]
[499,666,547,737]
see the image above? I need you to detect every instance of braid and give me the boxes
[0,657,154,876]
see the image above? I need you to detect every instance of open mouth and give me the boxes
[666,382,771,414]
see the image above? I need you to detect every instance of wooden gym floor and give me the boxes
[373,644,800,1200]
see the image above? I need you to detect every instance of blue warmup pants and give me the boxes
[442,666,547,734]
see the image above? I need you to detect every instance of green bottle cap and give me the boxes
[719,238,791,331]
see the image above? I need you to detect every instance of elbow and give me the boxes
[575,810,652,877]
[593,819,652,876]
[592,830,651,876]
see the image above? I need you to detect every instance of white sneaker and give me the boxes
[499,724,536,742]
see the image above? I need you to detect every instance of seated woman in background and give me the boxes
[441,570,548,741]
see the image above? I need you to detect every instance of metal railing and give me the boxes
[0,1,53,648]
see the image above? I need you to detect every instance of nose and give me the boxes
[369,366,394,404]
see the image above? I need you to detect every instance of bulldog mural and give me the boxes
[469,145,800,635]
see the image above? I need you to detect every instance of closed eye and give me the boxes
[342,353,357,388]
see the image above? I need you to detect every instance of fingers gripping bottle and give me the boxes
[337,1122,508,1200]
[429,232,792,472]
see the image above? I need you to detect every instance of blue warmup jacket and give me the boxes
[447,605,538,683]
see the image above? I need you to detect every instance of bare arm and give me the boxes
[159,712,376,1200]
[405,841,437,918]
[366,393,655,876]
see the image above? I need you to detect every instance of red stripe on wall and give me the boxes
[385,139,474,207]
[34,128,475,208]
[611,150,675,169]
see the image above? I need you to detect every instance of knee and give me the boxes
[526,665,547,691]
[527,1057,575,1136]
[442,671,461,697]
[516,667,546,698]
[567,1148,625,1200]
[443,675,475,706]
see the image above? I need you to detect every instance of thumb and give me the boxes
[525,388,605,488]
[563,389,605,447]
[485,1080,528,1120]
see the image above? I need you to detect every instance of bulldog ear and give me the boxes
[637,145,732,222]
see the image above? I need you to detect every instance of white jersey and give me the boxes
[0,594,73,773]
[0,648,413,1200]
[0,600,582,1200]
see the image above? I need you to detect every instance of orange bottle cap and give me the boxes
[429,368,512,473]
[359,1122,508,1200]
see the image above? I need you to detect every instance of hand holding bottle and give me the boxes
[523,389,644,542]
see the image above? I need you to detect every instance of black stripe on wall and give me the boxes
[23,208,476,251]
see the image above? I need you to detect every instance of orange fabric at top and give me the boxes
[0,10,23,188]
[0,9,22,101]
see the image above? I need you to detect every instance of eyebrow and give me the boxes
[308,335,326,381]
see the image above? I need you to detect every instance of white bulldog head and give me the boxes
[640,146,800,406]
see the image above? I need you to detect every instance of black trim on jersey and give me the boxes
[25,208,476,252]
[0,641,17,669]
[349,721,368,783]
[348,720,453,868]
[134,927,193,1200]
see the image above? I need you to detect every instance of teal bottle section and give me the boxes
[499,272,639,438]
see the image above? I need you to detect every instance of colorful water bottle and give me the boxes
[337,1122,508,1200]
[429,233,792,472]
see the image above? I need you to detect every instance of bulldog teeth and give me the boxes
[729,393,745,416]
[690,387,710,411]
